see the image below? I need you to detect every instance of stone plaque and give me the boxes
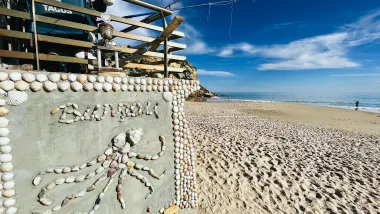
[0,71,199,213]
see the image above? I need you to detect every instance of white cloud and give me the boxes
[179,24,215,55]
[197,69,234,77]
[330,73,380,77]
[218,9,380,70]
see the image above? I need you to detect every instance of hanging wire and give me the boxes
[207,3,212,22]
[227,2,234,50]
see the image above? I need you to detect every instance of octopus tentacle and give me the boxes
[32,151,109,186]
[129,161,166,180]
[89,176,114,213]
[129,135,166,160]
[117,168,128,209]
[37,166,109,207]
[127,167,155,199]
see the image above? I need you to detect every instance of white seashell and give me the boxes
[121,85,128,91]
[57,81,70,91]
[2,172,13,182]
[77,74,87,83]
[43,81,57,92]
[152,85,158,91]
[0,81,14,91]
[61,74,68,81]
[22,73,35,83]
[103,82,112,92]
[3,180,14,190]
[2,189,15,198]
[1,163,13,172]
[0,72,8,81]
[0,137,9,145]
[135,78,141,84]
[36,73,47,82]
[114,77,121,83]
[30,81,43,91]
[128,85,134,91]
[1,145,11,153]
[169,79,173,85]
[71,81,83,92]
[9,72,21,81]
[141,79,146,85]
[105,76,113,83]
[68,74,77,82]
[97,76,105,83]
[128,78,134,85]
[112,83,120,91]
[48,73,60,83]
[163,80,169,86]
[6,91,28,106]
[0,154,11,162]
[3,198,16,207]
[134,85,140,91]
[122,77,128,84]
[83,83,94,91]
[163,92,173,102]
[14,80,29,91]
[5,207,17,214]
[146,85,152,92]
[158,80,163,86]
[147,78,153,85]
[164,86,169,92]
[0,99,4,106]
[0,128,10,137]
[140,85,146,92]
[158,85,163,92]
[88,75,96,83]
[0,118,9,128]
[94,82,102,91]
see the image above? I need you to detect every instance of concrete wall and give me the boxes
[0,69,200,214]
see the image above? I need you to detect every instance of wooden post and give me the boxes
[161,11,168,78]
[31,0,40,70]
[149,16,184,51]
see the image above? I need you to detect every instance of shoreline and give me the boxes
[205,98,380,114]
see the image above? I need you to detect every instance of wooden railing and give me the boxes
[0,0,187,76]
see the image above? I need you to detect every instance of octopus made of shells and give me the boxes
[32,128,167,213]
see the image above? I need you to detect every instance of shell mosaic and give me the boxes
[0,71,200,213]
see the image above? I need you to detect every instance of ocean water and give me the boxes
[210,92,380,114]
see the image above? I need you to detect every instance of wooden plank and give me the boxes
[124,63,185,72]
[121,13,162,33]
[0,50,97,64]
[0,8,185,48]
[149,16,184,51]
[122,0,173,15]
[0,8,30,19]
[34,0,184,37]
[0,29,186,61]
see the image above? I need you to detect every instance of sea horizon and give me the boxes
[207,91,380,114]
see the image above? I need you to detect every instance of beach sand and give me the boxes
[187,102,380,214]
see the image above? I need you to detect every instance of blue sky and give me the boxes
[109,0,380,93]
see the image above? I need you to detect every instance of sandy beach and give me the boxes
[187,102,380,214]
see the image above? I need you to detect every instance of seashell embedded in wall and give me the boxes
[6,91,28,106]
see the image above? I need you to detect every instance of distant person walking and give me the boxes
[355,100,360,110]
